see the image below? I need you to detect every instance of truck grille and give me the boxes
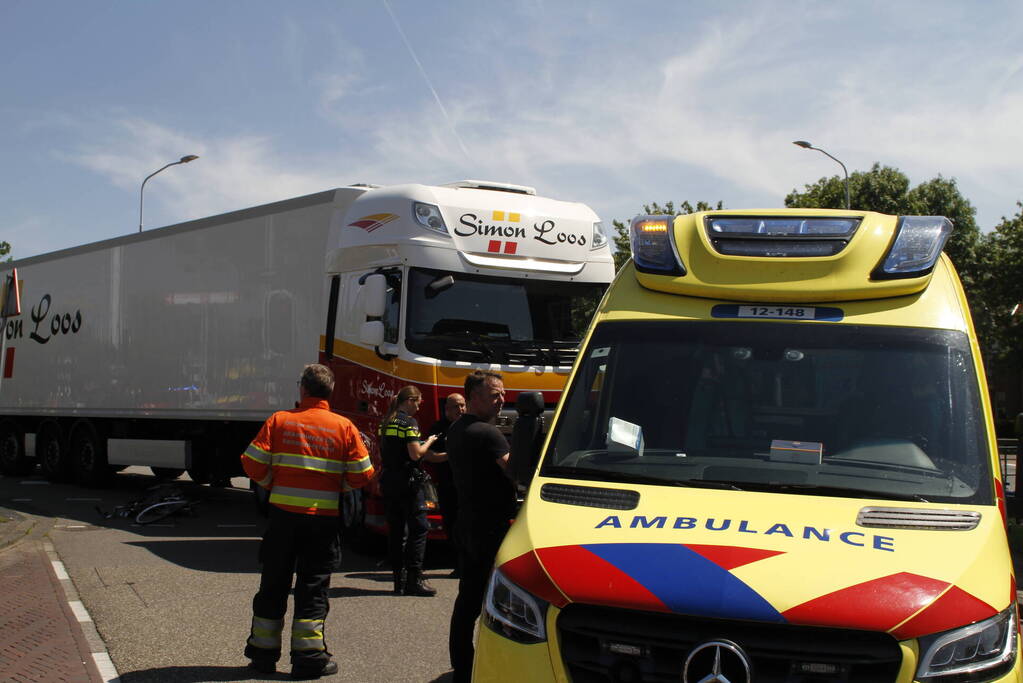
[557,604,902,683]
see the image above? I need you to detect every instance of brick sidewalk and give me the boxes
[0,520,104,683]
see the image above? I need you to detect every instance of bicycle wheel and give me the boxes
[135,500,189,525]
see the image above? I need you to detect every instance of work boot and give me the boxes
[404,569,437,597]
[247,659,277,674]
[291,659,338,680]
[392,568,406,595]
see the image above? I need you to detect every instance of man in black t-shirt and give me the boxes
[446,371,514,683]
[428,393,466,572]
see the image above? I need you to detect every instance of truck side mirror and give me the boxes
[359,320,385,347]
[509,392,546,491]
[361,273,387,317]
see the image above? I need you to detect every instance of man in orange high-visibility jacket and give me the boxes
[242,363,374,680]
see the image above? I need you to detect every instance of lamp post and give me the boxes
[792,141,850,210]
[139,155,199,232]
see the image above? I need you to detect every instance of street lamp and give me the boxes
[792,140,850,210]
[139,155,199,232]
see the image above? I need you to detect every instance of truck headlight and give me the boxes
[591,221,608,250]
[413,202,449,235]
[916,606,1017,681]
[482,568,548,644]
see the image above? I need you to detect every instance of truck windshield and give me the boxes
[542,320,992,505]
[405,267,606,365]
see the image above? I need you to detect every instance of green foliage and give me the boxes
[0,241,9,262]
[785,163,980,272]
[786,163,1003,354]
[610,200,724,270]
[975,203,1023,363]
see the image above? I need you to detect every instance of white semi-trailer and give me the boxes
[0,182,614,530]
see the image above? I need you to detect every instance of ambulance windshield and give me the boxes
[405,267,606,365]
[543,320,992,505]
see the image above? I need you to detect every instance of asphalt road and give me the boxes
[0,468,460,683]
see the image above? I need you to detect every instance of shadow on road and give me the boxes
[427,673,454,683]
[1,471,265,538]
[118,664,282,682]
[119,664,456,682]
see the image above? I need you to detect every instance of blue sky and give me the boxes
[2,0,1022,260]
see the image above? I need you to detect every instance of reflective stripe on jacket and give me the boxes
[240,397,374,516]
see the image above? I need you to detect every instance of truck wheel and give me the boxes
[0,420,33,475]
[341,489,374,549]
[151,467,186,480]
[71,424,110,488]
[38,423,72,481]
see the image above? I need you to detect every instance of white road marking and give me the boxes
[52,560,69,580]
[92,651,121,683]
[69,600,92,622]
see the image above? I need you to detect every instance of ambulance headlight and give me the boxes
[915,606,1017,682]
[482,568,548,644]
[875,216,953,279]
[591,221,608,250]
[630,215,685,275]
[413,202,448,235]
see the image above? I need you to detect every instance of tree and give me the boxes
[610,200,724,270]
[0,240,9,262]
[975,203,1023,363]
[785,163,980,273]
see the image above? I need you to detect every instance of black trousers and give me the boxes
[383,475,429,572]
[245,507,340,667]
[449,526,507,683]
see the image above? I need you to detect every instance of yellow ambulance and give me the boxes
[475,209,1020,682]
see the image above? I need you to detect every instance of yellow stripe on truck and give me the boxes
[320,337,572,392]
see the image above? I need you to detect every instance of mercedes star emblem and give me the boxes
[682,639,752,683]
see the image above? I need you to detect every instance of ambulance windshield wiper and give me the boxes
[734,482,930,503]
[545,466,742,490]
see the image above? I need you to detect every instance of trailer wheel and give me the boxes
[71,423,110,488]
[38,423,72,481]
[151,467,186,480]
[0,419,33,475]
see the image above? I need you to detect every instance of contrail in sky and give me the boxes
[381,0,473,164]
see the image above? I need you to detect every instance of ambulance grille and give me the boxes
[539,483,640,510]
[856,507,981,530]
[557,605,902,683]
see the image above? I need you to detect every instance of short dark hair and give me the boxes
[301,364,335,398]
[464,370,503,399]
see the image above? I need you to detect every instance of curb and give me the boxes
[44,540,121,683]
[0,507,35,551]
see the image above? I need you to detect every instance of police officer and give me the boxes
[380,385,441,596]
[242,364,374,679]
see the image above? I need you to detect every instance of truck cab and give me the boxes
[476,210,1019,682]
[320,181,614,535]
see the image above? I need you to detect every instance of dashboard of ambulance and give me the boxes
[541,320,992,505]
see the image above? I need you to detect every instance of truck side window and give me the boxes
[381,269,402,345]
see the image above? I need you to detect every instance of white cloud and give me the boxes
[53,1,1023,235]
[60,118,341,226]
